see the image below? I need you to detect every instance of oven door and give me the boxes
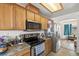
[34,43,45,56]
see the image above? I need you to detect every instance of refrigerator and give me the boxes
[44,22,61,52]
[52,23,61,52]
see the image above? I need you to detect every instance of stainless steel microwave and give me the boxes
[26,20,41,30]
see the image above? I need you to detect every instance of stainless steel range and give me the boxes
[23,34,45,56]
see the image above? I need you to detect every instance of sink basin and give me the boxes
[15,44,26,51]
[15,48,22,51]
[15,46,24,51]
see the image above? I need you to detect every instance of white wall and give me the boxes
[77,20,79,53]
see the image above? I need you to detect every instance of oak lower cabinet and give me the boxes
[44,38,52,55]
[15,49,30,56]
[23,52,30,56]
[14,4,26,30]
[0,4,14,30]
[26,10,34,22]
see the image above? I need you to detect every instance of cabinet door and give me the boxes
[0,4,4,30]
[45,40,49,55]
[26,4,39,14]
[41,16,48,30]
[41,16,45,30]
[27,10,34,21]
[35,14,40,23]
[44,18,48,30]
[4,4,14,30]
[14,4,26,30]
[0,4,14,30]
[45,39,52,55]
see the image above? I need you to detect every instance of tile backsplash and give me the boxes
[0,30,23,37]
[0,30,44,37]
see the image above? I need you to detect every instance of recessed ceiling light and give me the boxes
[41,3,63,12]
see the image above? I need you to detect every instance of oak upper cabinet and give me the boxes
[41,16,45,30]
[44,18,48,30]
[0,4,4,30]
[26,3,39,14]
[4,4,15,30]
[14,4,26,30]
[35,14,41,23]
[26,10,34,21]
[0,4,14,30]
[41,16,48,30]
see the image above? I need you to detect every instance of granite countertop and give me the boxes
[0,42,30,56]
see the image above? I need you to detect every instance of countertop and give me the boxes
[0,42,30,56]
[43,37,51,40]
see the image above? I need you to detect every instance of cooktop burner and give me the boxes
[24,39,45,46]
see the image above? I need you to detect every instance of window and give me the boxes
[64,24,72,35]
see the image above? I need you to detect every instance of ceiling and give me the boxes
[32,3,79,18]
[17,3,79,20]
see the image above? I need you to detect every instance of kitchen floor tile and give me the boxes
[48,39,78,56]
